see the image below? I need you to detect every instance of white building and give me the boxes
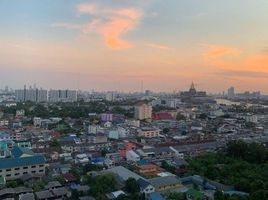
[33,117,42,127]
[152,98,179,108]
[138,128,160,138]
[243,114,258,123]
[15,87,48,102]
[75,154,89,164]
[37,89,48,102]
[134,102,152,120]
[105,92,117,101]
[48,89,77,102]
[16,110,25,117]
[126,150,140,162]
[125,119,140,127]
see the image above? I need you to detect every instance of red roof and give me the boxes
[153,112,174,120]
[137,164,157,170]
[63,173,76,182]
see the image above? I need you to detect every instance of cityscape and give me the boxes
[1,1,268,200]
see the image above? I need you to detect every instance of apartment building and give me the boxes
[0,142,46,180]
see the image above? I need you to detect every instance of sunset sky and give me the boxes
[1,0,268,93]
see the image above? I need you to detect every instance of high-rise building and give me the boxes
[25,87,37,102]
[105,91,116,101]
[134,102,152,120]
[15,89,25,102]
[15,86,48,102]
[37,89,48,102]
[48,89,77,102]
[227,87,235,98]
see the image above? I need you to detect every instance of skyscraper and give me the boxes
[227,87,235,98]
[48,89,77,102]
[15,86,48,102]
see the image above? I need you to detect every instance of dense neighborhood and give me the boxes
[0,84,267,200]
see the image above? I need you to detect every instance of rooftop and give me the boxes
[107,166,145,181]
[149,176,181,188]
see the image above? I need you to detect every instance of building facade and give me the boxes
[134,102,152,120]
[0,143,46,180]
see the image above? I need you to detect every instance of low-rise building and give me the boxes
[126,150,140,162]
[137,164,159,176]
[0,142,46,180]
[149,176,182,193]
[138,128,160,138]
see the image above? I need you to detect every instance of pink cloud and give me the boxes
[69,3,143,49]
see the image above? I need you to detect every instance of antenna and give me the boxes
[141,80,144,93]
[77,72,80,91]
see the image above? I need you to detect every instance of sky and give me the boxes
[1,0,268,93]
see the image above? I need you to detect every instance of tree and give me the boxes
[167,192,186,200]
[199,113,207,119]
[101,149,108,157]
[125,178,140,194]
[176,113,186,121]
[50,139,61,148]
[163,128,170,134]
[161,160,175,173]
[89,173,117,198]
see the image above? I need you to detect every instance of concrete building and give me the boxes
[138,179,155,194]
[227,87,235,98]
[37,89,48,102]
[125,119,140,127]
[15,86,48,102]
[0,142,46,180]
[126,150,140,162]
[48,89,77,102]
[134,102,152,120]
[138,127,160,138]
[101,113,113,122]
[105,92,117,101]
[149,176,182,193]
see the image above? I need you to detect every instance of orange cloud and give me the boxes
[202,44,268,78]
[61,3,143,49]
[201,44,242,60]
[82,17,138,49]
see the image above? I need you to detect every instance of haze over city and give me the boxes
[1,0,268,93]
[1,1,268,200]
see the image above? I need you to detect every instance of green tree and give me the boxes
[125,178,140,194]
[176,113,186,121]
[167,192,186,200]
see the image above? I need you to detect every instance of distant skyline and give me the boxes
[1,0,268,93]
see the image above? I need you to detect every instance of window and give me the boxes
[6,169,11,172]
[23,166,28,169]
[31,165,36,168]
[0,170,2,172]
[6,174,11,177]
[39,169,44,173]
[15,173,20,176]
[23,172,28,175]
[31,171,36,173]
[15,168,20,170]
[39,164,44,167]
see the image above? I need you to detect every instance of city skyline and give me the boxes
[1,0,268,92]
